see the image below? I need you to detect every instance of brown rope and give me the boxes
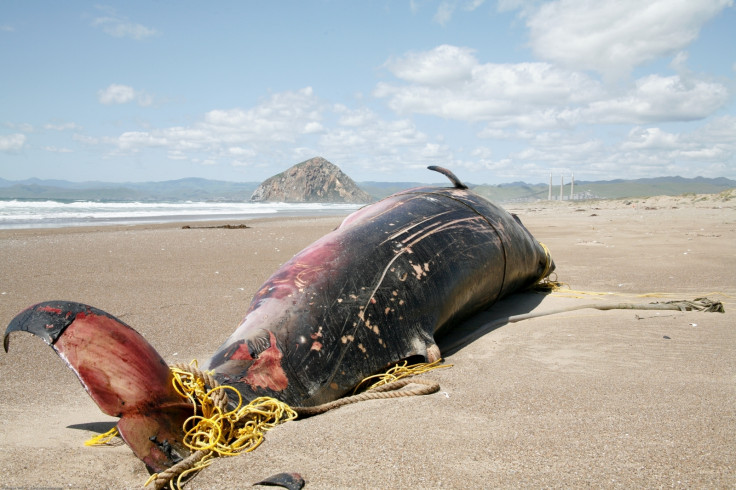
[151,364,441,488]
[150,451,209,490]
[169,362,230,411]
[294,377,440,417]
[149,363,227,490]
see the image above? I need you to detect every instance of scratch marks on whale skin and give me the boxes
[380,210,454,245]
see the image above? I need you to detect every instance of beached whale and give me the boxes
[4,166,554,472]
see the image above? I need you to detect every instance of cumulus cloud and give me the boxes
[482,116,736,181]
[621,127,679,150]
[384,45,478,85]
[583,75,729,124]
[378,44,730,131]
[98,84,135,104]
[523,0,733,79]
[42,146,73,153]
[432,0,488,25]
[0,133,26,152]
[4,122,34,133]
[200,87,322,143]
[109,93,446,175]
[109,87,325,166]
[44,122,82,131]
[98,84,153,106]
[434,2,456,25]
[91,8,158,40]
[376,45,602,123]
[317,106,454,173]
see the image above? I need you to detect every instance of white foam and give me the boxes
[0,199,361,229]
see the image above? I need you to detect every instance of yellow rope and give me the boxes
[531,242,732,304]
[83,426,120,446]
[352,358,452,394]
[538,241,553,282]
[86,358,447,489]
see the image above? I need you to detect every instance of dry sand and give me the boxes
[0,193,734,489]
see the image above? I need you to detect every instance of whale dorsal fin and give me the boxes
[427,166,468,189]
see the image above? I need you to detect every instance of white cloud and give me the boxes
[98,84,153,106]
[73,133,100,145]
[109,87,325,164]
[621,127,679,150]
[4,122,34,132]
[384,45,478,85]
[1,24,15,32]
[42,146,73,153]
[91,8,158,40]
[433,0,488,25]
[201,87,322,143]
[0,133,26,152]
[98,84,136,104]
[44,122,82,131]
[583,75,729,124]
[434,2,456,25]
[318,107,449,172]
[524,0,733,79]
[303,121,324,134]
[379,45,729,130]
[676,116,736,169]
[117,131,169,150]
[228,146,256,157]
[477,116,736,181]
[670,51,690,74]
[377,45,602,122]
[335,105,379,127]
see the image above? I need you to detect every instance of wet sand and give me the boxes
[0,193,734,488]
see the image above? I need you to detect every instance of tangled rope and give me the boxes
[142,361,298,490]
[85,359,449,489]
[295,359,451,417]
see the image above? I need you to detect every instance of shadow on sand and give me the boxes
[438,290,549,357]
[67,420,117,434]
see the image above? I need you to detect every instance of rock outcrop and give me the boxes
[250,157,373,203]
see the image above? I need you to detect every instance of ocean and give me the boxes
[0,199,362,230]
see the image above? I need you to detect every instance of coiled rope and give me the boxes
[295,359,451,417]
[145,361,300,490]
[86,358,450,489]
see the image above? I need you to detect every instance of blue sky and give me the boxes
[1,1,734,184]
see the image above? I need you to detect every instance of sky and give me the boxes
[1,1,735,185]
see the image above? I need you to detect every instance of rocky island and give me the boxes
[250,157,373,203]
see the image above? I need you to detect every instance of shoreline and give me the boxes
[0,214,351,238]
[3,189,733,232]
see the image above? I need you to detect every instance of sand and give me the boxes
[0,194,734,489]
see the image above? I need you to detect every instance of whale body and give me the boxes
[4,167,554,471]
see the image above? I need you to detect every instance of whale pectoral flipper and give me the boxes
[3,301,192,472]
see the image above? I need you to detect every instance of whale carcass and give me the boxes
[4,166,554,471]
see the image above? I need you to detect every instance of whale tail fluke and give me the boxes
[4,301,192,472]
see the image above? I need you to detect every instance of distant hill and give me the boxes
[0,177,259,201]
[472,176,736,202]
[250,157,373,203]
[0,173,733,203]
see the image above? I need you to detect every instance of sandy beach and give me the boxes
[1,193,734,489]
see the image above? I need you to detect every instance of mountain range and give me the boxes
[0,175,733,203]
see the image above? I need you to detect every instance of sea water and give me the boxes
[0,199,362,230]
